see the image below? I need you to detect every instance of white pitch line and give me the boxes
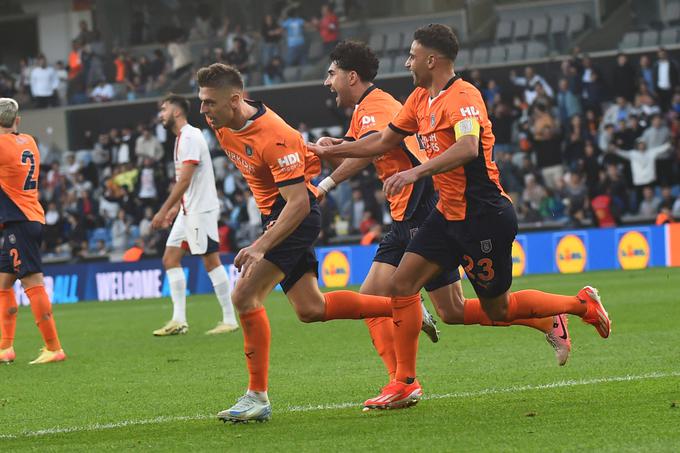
[2,370,678,440]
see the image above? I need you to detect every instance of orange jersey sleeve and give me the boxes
[0,133,45,223]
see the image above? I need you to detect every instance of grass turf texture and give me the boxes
[2,267,679,452]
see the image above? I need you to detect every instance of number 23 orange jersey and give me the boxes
[0,132,45,223]
[390,75,510,221]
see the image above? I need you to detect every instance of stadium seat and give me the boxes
[640,30,659,47]
[300,64,324,81]
[496,20,513,42]
[660,27,679,45]
[531,16,549,38]
[620,31,641,49]
[525,41,548,59]
[456,48,471,67]
[513,18,531,41]
[384,31,403,53]
[667,2,680,24]
[283,66,301,82]
[368,33,385,55]
[506,43,525,61]
[379,56,394,73]
[567,13,586,36]
[308,40,324,62]
[488,45,507,63]
[549,14,568,35]
[472,47,489,65]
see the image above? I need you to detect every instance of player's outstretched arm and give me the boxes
[308,127,402,159]
[317,156,373,199]
[234,182,310,277]
[151,162,197,229]
[383,135,479,197]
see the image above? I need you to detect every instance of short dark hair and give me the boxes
[413,24,459,62]
[162,93,190,116]
[196,63,244,90]
[329,40,379,82]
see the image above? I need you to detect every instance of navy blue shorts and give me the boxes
[406,201,517,298]
[0,221,44,279]
[263,204,321,293]
[374,218,460,292]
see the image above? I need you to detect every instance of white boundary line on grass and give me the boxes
[2,370,678,439]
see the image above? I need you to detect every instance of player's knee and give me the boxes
[294,304,324,323]
[389,275,417,297]
[162,255,179,270]
[481,300,507,322]
[231,285,257,313]
[7,307,17,316]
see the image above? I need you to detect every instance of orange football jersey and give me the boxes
[213,101,320,216]
[345,86,431,222]
[0,132,45,223]
[390,75,510,221]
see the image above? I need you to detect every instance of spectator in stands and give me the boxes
[344,188,366,234]
[149,49,166,79]
[135,158,163,209]
[510,66,553,105]
[496,150,523,203]
[638,186,661,218]
[591,186,619,228]
[520,174,546,221]
[54,61,68,105]
[167,35,193,79]
[30,55,58,108]
[264,55,285,85]
[581,56,605,114]
[189,3,213,40]
[90,79,114,102]
[641,114,670,149]
[653,47,679,112]
[261,14,284,66]
[673,194,680,219]
[611,53,637,103]
[613,137,671,195]
[562,172,589,226]
[226,38,250,80]
[75,20,96,46]
[557,78,582,125]
[602,96,633,129]
[531,103,563,189]
[638,54,655,95]
[135,127,164,163]
[316,3,339,54]
[93,239,109,257]
[489,102,515,154]
[282,7,307,67]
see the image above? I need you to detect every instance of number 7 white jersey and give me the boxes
[173,124,219,214]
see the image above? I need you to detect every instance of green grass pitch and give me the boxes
[2,267,680,451]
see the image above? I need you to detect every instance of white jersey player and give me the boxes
[151,94,238,336]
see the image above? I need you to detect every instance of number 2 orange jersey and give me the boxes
[345,86,431,222]
[212,100,320,216]
[0,132,45,223]
[390,75,510,221]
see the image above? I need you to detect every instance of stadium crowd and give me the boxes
[1,3,342,108]
[32,43,680,263]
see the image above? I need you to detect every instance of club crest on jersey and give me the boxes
[480,239,492,254]
[430,113,436,128]
[245,145,253,156]
[8,234,16,245]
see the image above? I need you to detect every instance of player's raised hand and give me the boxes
[234,244,265,278]
[383,168,418,197]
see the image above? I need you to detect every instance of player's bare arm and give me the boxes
[308,127,402,158]
[383,135,478,197]
[234,181,310,278]
[152,162,197,229]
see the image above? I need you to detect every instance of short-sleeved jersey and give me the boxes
[174,124,219,214]
[213,100,320,216]
[0,132,45,224]
[390,75,510,221]
[345,86,432,222]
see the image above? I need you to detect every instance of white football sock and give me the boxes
[208,265,237,325]
[166,267,187,324]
